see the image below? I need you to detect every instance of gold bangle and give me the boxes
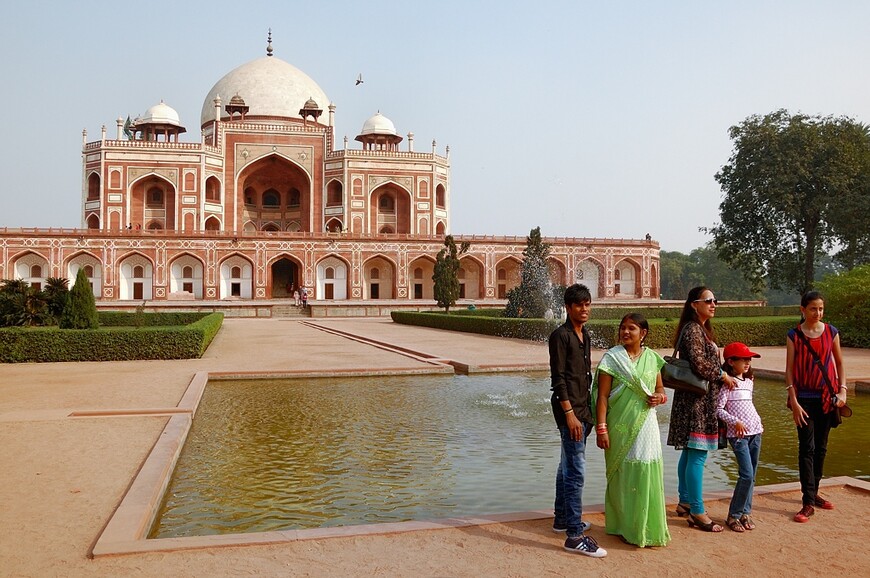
[564,408,574,414]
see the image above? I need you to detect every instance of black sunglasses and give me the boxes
[693,298,718,305]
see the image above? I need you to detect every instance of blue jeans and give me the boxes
[677,448,708,515]
[728,434,762,518]
[554,423,589,537]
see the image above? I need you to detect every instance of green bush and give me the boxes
[59,269,98,329]
[589,305,799,320]
[817,264,870,348]
[586,317,800,349]
[391,311,559,341]
[97,311,212,327]
[0,312,224,363]
[392,311,799,348]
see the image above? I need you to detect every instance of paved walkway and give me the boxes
[1,318,868,577]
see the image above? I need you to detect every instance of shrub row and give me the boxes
[586,316,801,349]
[391,311,560,341]
[446,305,799,320]
[391,311,800,348]
[0,312,224,363]
[97,311,212,327]
[578,305,798,321]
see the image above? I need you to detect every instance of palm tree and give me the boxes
[0,279,47,327]
[42,277,70,323]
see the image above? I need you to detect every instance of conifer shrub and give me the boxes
[59,269,99,329]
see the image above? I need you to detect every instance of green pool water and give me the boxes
[149,373,868,538]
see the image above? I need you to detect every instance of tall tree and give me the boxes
[708,109,870,295]
[60,268,99,329]
[505,227,553,318]
[432,235,470,312]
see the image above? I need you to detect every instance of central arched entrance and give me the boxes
[270,257,300,298]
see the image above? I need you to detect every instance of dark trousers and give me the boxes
[796,397,832,506]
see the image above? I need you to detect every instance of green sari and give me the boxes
[594,346,671,547]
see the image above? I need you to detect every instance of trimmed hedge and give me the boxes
[586,317,801,349]
[391,311,800,348]
[443,305,798,320]
[391,311,559,341]
[97,311,212,327]
[0,312,224,363]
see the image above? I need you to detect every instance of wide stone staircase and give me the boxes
[271,304,311,318]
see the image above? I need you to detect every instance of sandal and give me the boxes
[726,516,745,533]
[739,515,756,530]
[675,503,691,517]
[687,513,724,533]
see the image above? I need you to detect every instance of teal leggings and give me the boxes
[678,448,709,515]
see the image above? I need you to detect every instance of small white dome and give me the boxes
[359,112,397,136]
[140,100,182,126]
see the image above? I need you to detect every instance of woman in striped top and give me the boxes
[785,291,847,523]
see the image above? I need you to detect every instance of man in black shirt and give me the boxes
[549,283,606,557]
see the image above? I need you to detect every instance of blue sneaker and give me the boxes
[553,520,591,533]
[564,534,607,558]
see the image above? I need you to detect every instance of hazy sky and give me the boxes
[2,1,869,253]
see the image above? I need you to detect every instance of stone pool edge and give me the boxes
[89,368,870,558]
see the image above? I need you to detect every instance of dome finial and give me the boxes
[266,29,273,57]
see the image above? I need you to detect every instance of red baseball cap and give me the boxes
[723,342,761,360]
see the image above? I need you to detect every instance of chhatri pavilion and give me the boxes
[0,36,660,313]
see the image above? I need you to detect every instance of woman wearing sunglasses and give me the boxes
[666,286,735,532]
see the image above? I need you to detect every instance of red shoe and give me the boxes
[794,504,814,523]
[814,496,834,510]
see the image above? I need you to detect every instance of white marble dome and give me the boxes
[359,112,398,136]
[141,100,182,126]
[200,56,330,127]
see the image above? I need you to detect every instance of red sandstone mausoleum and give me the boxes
[0,36,660,314]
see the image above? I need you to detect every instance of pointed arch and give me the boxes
[87,172,101,201]
[316,254,350,300]
[547,257,567,286]
[66,251,103,298]
[218,253,254,299]
[370,182,412,235]
[129,172,177,231]
[495,256,522,299]
[12,250,50,290]
[204,215,222,231]
[363,254,397,299]
[169,253,205,298]
[326,179,343,207]
[407,255,437,300]
[117,251,154,300]
[576,258,605,300]
[237,153,312,233]
[459,255,485,300]
[267,253,303,298]
[613,258,641,297]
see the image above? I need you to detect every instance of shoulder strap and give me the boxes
[672,324,689,359]
[794,325,836,396]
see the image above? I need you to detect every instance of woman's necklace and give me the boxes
[627,347,643,362]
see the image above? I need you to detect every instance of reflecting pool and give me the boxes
[150,373,869,538]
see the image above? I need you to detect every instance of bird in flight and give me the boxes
[355,73,364,86]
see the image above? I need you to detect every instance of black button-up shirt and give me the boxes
[549,319,593,427]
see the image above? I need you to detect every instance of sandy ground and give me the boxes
[1,317,869,577]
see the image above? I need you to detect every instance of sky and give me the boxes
[2,1,869,253]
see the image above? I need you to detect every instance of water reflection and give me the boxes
[150,374,868,538]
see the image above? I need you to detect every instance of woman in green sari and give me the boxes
[594,313,671,547]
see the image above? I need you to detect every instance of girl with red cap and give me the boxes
[716,342,763,533]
